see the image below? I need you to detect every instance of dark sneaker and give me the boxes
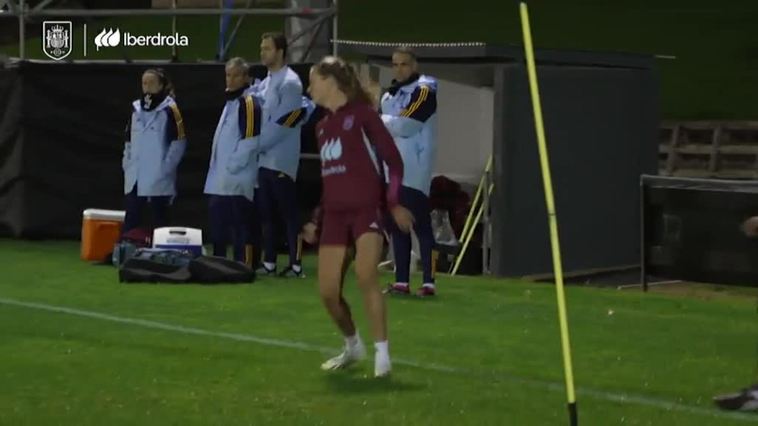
[256,264,276,276]
[714,385,758,411]
[416,285,436,297]
[279,265,305,278]
[384,283,411,295]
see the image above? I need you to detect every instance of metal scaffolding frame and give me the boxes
[1,0,337,61]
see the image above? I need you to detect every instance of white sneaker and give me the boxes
[374,352,392,378]
[321,342,366,371]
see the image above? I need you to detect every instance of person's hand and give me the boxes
[391,205,414,233]
[742,216,758,237]
[302,222,318,244]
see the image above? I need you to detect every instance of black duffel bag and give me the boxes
[119,249,254,284]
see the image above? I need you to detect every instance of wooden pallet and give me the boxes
[659,121,758,179]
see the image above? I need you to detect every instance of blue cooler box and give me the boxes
[152,227,203,257]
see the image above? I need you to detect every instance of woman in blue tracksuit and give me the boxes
[122,68,187,233]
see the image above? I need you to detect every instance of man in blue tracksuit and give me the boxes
[381,47,439,297]
[204,57,263,265]
[253,32,312,278]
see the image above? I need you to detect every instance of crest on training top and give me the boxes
[343,115,354,131]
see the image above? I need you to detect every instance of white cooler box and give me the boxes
[152,227,203,256]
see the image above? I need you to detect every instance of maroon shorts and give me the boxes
[320,208,384,246]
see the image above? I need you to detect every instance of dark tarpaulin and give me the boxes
[0,61,321,239]
[0,66,24,237]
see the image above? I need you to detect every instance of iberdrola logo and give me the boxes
[320,138,343,163]
[94,27,189,51]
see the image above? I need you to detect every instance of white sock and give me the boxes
[263,262,276,270]
[374,340,389,357]
[422,283,436,289]
[345,333,361,348]
[394,282,409,288]
[292,264,302,273]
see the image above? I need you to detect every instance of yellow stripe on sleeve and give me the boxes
[244,96,254,138]
[283,109,302,127]
[168,104,186,140]
[401,86,429,118]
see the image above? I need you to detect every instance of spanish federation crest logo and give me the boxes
[42,21,72,61]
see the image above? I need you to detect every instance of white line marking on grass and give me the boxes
[1,297,756,423]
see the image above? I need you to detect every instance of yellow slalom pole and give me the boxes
[449,156,492,274]
[451,184,493,276]
[460,156,492,248]
[519,3,578,425]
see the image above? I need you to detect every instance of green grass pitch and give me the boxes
[1,239,758,425]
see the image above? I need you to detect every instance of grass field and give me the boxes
[2,239,758,425]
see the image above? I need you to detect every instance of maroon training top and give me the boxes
[316,100,403,214]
